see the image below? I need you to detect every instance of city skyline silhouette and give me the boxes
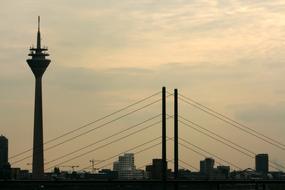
[0,2,285,186]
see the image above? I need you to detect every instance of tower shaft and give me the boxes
[32,77,44,178]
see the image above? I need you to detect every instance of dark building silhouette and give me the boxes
[26,16,51,179]
[0,135,11,179]
[145,165,152,178]
[217,165,230,179]
[200,158,214,175]
[0,135,8,167]
[145,159,169,179]
[200,160,205,174]
[152,159,164,179]
[255,154,268,174]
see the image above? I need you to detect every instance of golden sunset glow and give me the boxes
[1,0,285,173]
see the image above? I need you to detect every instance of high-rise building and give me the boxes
[145,159,169,179]
[200,158,215,175]
[118,153,135,171]
[255,154,269,174]
[0,135,11,179]
[26,17,51,179]
[113,153,143,179]
[0,135,8,167]
[151,159,164,179]
[200,160,205,174]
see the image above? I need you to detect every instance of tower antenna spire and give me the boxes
[37,16,41,49]
[38,16,40,32]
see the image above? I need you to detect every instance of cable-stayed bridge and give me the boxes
[7,87,285,189]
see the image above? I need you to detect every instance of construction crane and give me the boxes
[89,159,103,173]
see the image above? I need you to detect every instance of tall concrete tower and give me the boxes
[26,16,51,179]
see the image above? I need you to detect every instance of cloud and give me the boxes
[1,0,285,170]
[45,63,247,92]
[234,102,285,124]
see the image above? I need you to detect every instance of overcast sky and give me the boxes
[1,0,285,172]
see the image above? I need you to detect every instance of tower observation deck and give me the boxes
[26,16,51,179]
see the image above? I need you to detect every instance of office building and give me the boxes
[0,135,11,179]
[255,154,269,174]
[145,159,169,179]
[0,135,8,167]
[113,153,143,179]
[200,158,215,175]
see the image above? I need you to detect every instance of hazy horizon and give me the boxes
[0,0,285,172]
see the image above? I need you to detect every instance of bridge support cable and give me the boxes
[178,95,285,151]
[78,136,162,171]
[109,142,165,170]
[45,119,163,170]
[11,98,163,165]
[46,116,174,171]
[179,119,283,171]
[44,114,162,165]
[179,119,253,157]
[169,135,242,170]
[179,116,255,155]
[179,143,223,166]
[179,160,199,171]
[179,138,242,170]
[180,116,285,171]
[179,94,285,148]
[94,139,169,172]
[179,142,241,171]
[167,159,197,171]
[80,137,173,172]
[10,91,161,160]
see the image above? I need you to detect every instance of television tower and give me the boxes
[26,16,51,179]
